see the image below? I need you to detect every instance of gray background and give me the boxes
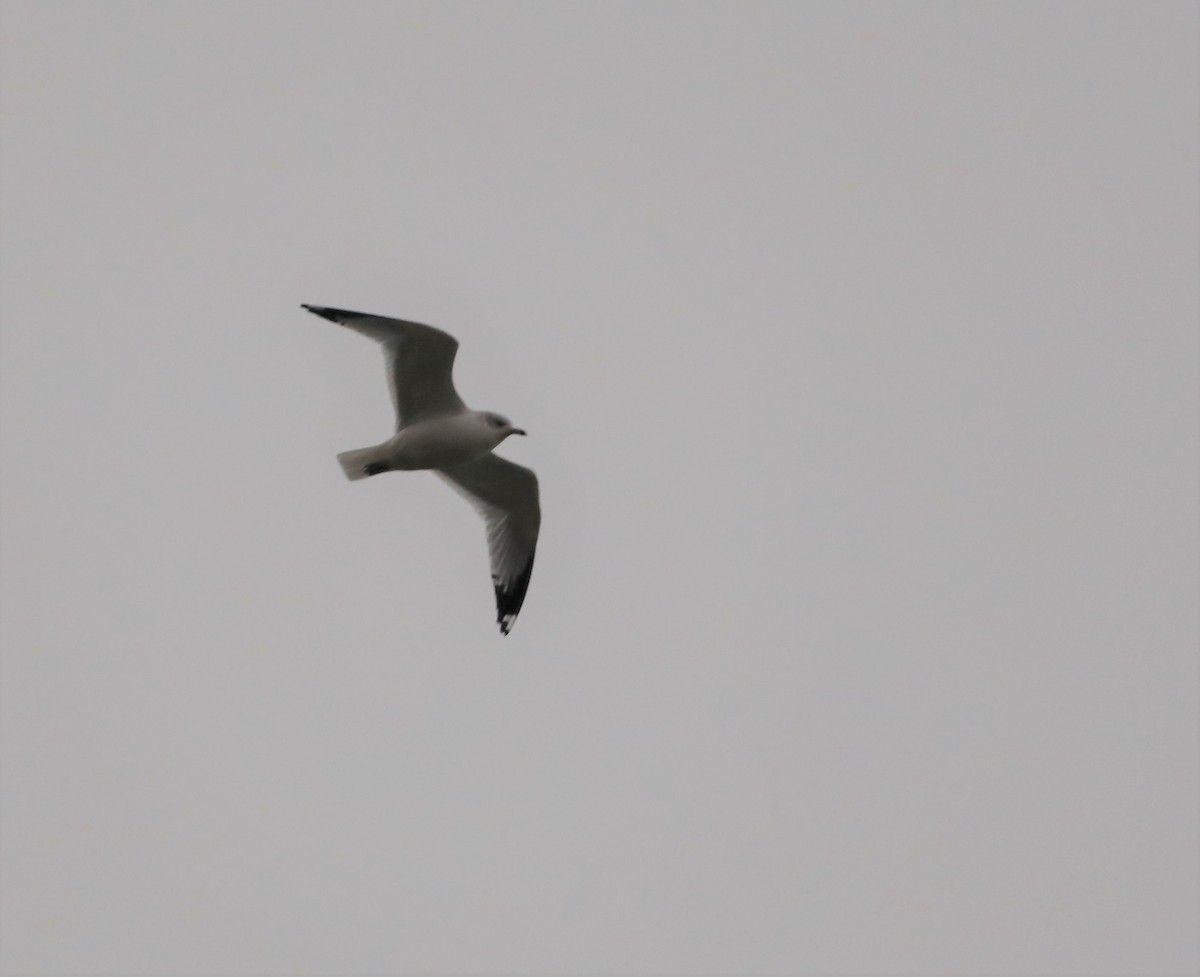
[1,2,1197,975]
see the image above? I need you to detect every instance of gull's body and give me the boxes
[345,411,518,473]
[302,304,540,635]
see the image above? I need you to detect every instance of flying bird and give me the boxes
[303,304,539,635]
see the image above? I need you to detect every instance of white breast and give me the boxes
[386,412,499,471]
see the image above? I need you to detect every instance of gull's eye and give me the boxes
[490,416,506,428]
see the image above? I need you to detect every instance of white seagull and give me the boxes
[303,304,540,635]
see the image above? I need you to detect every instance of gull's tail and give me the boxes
[337,444,393,481]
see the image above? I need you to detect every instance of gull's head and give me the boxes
[482,412,527,443]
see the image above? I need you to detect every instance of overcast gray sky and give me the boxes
[1,3,1197,975]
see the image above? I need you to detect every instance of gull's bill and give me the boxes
[302,304,465,428]
[437,454,540,636]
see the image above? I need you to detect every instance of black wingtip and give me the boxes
[494,554,535,636]
[301,304,367,323]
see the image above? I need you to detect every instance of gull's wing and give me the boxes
[436,454,540,635]
[302,305,466,428]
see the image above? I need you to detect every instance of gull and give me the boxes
[302,304,539,635]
